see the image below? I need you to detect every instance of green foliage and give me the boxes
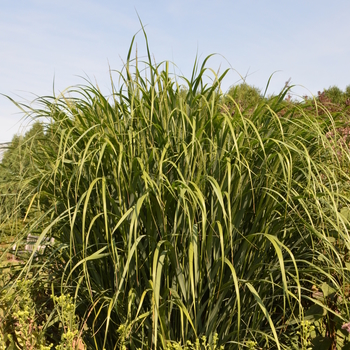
[0,122,47,239]
[223,83,263,110]
[0,279,84,349]
[53,294,84,350]
[164,333,224,350]
[0,279,50,349]
[318,84,350,108]
[2,29,350,349]
[297,320,315,350]
[324,86,344,105]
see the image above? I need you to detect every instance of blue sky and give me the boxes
[1,0,350,142]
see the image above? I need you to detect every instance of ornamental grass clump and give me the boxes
[2,28,350,349]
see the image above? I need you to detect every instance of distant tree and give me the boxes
[344,85,350,105]
[223,83,263,111]
[323,85,344,105]
[317,85,350,109]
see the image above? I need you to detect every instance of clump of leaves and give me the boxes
[163,333,224,350]
[0,279,51,349]
[0,279,84,349]
[223,82,263,111]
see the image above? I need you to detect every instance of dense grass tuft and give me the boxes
[2,29,350,349]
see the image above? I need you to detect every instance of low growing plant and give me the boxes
[0,278,84,349]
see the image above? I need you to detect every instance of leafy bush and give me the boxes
[223,83,263,111]
[322,85,350,106]
[0,279,84,349]
[0,122,47,243]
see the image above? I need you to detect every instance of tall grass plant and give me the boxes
[2,28,350,349]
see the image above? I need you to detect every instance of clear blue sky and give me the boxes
[1,0,350,142]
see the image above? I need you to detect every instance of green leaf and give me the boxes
[321,282,336,298]
[311,336,332,350]
[341,207,350,221]
[305,304,326,321]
